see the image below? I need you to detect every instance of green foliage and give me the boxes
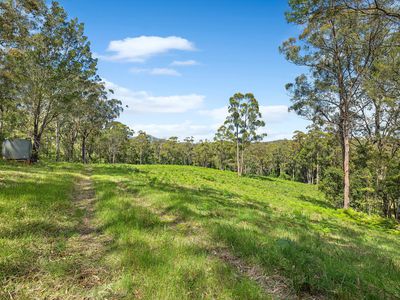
[0,0,122,161]
[281,0,400,210]
[319,167,344,207]
[219,93,266,176]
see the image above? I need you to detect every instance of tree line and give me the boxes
[27,117,398,219]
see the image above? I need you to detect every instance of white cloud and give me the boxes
[98,36,195,62]
[150,68,181,76]
[171,60,199,66]
[130,120,302,142]
[130,67,181,76]
[131,121,217,141]
[199,105,290,124]
[259,105,289,123]
[104,80,203,113]
[199,106,228,123]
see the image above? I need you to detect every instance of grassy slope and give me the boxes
[92,164,400,299]
[0,162,83,298]
[0,162,117,299]
[0,162,399,299]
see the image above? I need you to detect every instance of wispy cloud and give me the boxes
[171,60,199,66]
[199,105,290,124]
[98,36,196,62]
[130,67,181,76]
[259,105,289,123]
[131,121,217,141]
[199,106,228,123]
[104,80,203,113]
[151,68,181,76]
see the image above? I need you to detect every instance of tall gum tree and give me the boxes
[280,0,389,208]
[221,93,266,176]
[3,1,99,161]
[0,0,44,145]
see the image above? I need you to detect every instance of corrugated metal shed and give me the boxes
[2,139,32,160]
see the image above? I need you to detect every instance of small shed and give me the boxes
[2,139,32,161]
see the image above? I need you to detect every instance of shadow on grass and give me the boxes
[212,221,399,299]
[245,174,276,182]
[96,193,260,298]
[93,164,146,176]
[296,194,334,209]
[0,220,76,239]
[0,166,82,283]
[93,164,400,299]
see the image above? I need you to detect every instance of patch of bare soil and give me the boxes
[69,169,113,290]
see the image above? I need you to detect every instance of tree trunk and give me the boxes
[343,131,350,209]
[236,138,241,176]
[0,105,4,156]
[316,152,320,185]
[69,142,75,162]
[0,105,3,135]
[81,135,87,164]
[31,123,41,162]
[240,148,245,175]
[55,119,60,161]
[67,132,77,162]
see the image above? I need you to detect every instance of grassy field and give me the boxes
[1,162,399,299]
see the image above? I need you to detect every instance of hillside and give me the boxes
[0,162,399,299]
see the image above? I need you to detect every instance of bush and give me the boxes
[319,167,343,207]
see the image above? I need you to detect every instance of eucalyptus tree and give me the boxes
[131,131,152,164]
[78,80,122,163]
[182,136,194,165]
[221,93,266,176]
[3,1,99,161]
[338,0,400,21]
[160,137,182,165]
[193,139,213,168]
[100,121,133,164]
[0,0,44,144]
[213,125,234,171]
[292,127,333,184]
[280,0,389,208]
[353,26,400,216]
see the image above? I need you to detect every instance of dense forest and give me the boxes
[1,0,399,220]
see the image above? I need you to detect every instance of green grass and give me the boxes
[0,162,117,299]
[0,162,83,298]
[1,162,399,299]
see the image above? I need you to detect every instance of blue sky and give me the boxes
[59,0,310,141]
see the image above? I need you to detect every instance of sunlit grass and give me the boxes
[92,164,400,299]
[1,162,399,299]
[0,162,117,299]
